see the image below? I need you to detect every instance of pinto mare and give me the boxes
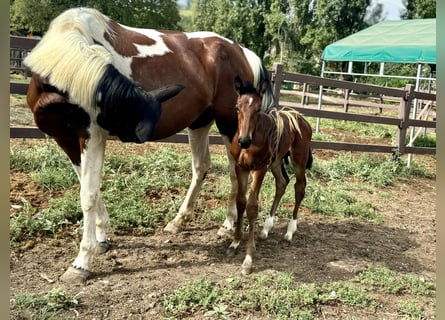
[229,76,313,275]
[24,7,275,283]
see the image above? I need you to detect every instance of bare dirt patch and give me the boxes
[9,139,436,319]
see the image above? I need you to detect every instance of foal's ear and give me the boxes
[234,76,244,96]
[257,79,268,99]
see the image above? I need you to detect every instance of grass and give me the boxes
[9,138,432,246]
[10,288,79,320]
[161,266,435,319]
[9,135,435,319]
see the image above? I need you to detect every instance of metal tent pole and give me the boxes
[316,61,326,134]
[407,63,422,167]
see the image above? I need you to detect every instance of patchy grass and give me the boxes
[10,288,79,320]
[9,140,432,246]
[161,267,434,319]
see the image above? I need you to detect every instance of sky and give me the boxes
[377,0,405,20]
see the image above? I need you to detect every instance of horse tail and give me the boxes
[241,48,276,112]
[306,147,313,170]
[23,7,113,109]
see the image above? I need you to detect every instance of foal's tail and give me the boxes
[306,147,313,170]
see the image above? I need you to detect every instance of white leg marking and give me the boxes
[95,196,110,243]
[259,216,275,240]
[221,135,237,231]
[284,219,298,242]
[229,240,241,250]
[72,164,109,244]
[164,123,212,233]
[71,125,108,271]
[242,255,253,275]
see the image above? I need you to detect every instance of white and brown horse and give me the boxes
[24,7,275,282]
[229,76,312,275]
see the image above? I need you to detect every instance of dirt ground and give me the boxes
[9,98,436,319]
[9,140,436,319]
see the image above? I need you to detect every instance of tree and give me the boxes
[402,0,436,19]
[191,0,270,59]
[10,0,181,36]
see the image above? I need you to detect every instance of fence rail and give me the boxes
[10,36,436,155]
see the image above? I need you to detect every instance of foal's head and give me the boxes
[234,76,268,149]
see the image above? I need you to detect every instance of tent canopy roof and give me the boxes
[322,19,436,64]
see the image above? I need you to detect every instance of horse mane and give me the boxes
[23,7,114,109]
[269,108,302,156]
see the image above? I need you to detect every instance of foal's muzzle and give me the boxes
[238,137,252,149]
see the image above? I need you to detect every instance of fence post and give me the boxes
[272,63,284,105]
[343,89,350,112]
[397,84,414,155]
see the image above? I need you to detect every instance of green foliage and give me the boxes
[162,277,220,316]
[11,288,79,320]
[403,0,436,19]
[309,152,430,188]
[356,266,435,296]
[192,0,270,58]
[10,190,82,245]
[10,140,73,173]
[10,0,181,36]
[162,273,373,319]
[303,180,379,220]
[397,300,428,319]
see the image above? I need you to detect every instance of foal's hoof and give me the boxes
[164,221,182,234]
[258,230,269,240]
[59,266,90,284]
[96,241,110,254]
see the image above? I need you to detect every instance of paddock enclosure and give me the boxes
[10,35,436,156]
[10,34,436,319]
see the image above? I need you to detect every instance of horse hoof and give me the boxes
[96,241,110,254]
[217,227,234,239]
[164,221,182,234]
[283,233,293,242]
[241,264,253,275]
[226,246,238,257]
[59,266,90,283]
[258,231,268,240]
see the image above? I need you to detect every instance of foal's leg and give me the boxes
[164,123,212,233]
[285,159,308,242]
[259,161,289,240]
[60,126,108,283]
[242,169,267,275]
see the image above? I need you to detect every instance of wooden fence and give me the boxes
[10,36,436,155]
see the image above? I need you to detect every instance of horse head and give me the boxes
[233,76,268,149]
[96,65,184,143]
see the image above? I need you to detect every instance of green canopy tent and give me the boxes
[322,19,436,65]
[317,19,436,165]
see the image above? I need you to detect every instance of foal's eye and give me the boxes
[235,106,240,113]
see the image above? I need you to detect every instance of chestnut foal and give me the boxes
[229,76,313,275]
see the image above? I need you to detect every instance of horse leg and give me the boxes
[227,168,249,256]
[70,163,110,254]
[164,122,212,234]
[259,161,289,240]
[217,135,238,237]
[242,169,267,275]
[285,158,308,242]
[60,126,108,283]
